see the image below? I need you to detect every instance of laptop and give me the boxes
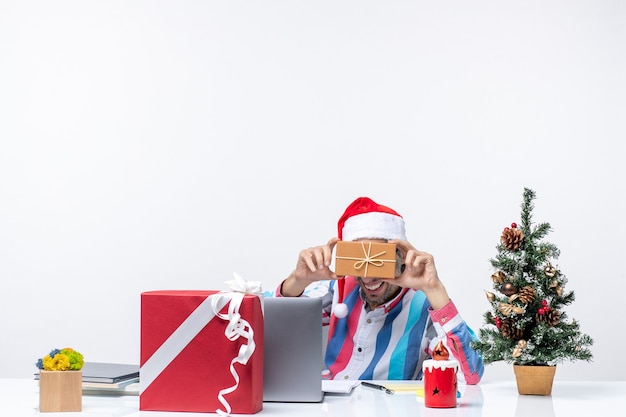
[263,296,324,403]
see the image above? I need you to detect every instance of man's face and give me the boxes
[354,239,402,309]
[356,276,401,309]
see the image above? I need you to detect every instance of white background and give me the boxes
[1,1,624,381]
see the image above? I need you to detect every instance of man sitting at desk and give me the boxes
[276,196,484,384]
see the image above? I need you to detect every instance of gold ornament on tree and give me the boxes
[501,282,518,296]
[549,279,563,296]
[501,223,524,251]
[491,271,506,284]
[512,339,527,358]
[498,303,513,315]
[498,302,525,316]
[544,262,557,277]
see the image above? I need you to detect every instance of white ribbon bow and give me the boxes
[211,273,263,416]
[225,272,263,296]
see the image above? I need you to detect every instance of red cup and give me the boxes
[423,359,458,408]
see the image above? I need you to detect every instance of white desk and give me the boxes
[1,379,624,417]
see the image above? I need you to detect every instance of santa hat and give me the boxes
[333,197,406,318]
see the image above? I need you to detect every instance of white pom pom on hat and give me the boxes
[333,302,348,319]
[333,196,406,318]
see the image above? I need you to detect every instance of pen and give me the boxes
[361,381,395,395]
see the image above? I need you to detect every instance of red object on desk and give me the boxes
[140,290,264,414]
[422,341,458,408]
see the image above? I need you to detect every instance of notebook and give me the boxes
[80,362,140,383]
[263,296,324,402]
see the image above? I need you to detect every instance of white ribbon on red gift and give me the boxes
[211,273,263,416]
[140,273,263,416]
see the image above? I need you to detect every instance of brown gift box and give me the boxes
[335,241,397,278]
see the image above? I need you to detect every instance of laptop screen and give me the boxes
[263,296,324,402]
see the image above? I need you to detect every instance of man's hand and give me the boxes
[281,237,339,297]
[388,240,451,310]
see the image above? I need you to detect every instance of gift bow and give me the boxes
[336,241,393,277]
[211,273,263,416]
[225,272,263,296]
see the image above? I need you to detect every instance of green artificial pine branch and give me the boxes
[471,188,593,366]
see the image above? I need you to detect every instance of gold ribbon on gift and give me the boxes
[335,241,395,278]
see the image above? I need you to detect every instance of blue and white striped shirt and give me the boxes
[275,277,484,383]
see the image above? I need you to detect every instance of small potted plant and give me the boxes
[471,188,593,395]
[36,348,84,412]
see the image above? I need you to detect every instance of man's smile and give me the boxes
[363,280,384,291]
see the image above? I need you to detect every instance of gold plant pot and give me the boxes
[513,364,556,396]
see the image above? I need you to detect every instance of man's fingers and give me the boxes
[404,251,434,272]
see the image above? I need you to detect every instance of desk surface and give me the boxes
[0,379,624,417]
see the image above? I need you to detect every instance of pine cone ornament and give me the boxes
[499,318,524,339]
[517,286,536,304]
[501,227,524,251]
[536,308,561,327]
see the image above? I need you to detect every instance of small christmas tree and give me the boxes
[471,188,593,366]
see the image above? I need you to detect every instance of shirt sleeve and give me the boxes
[274,280,334,325]
[428,300,484,385]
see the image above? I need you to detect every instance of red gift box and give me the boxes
[140,290,264,414]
